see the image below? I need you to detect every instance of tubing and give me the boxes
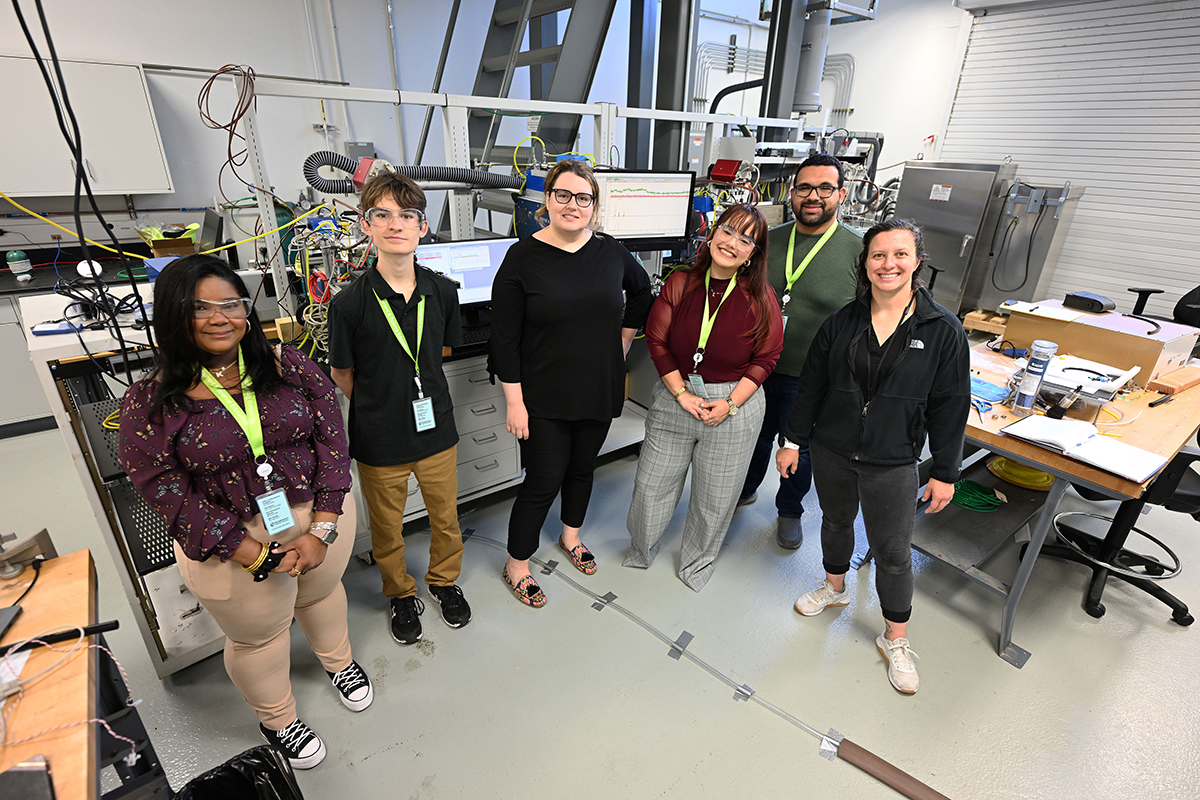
[302,150,524,195]
[838,738,952,800]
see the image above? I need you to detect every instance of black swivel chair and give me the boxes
[1036,438,1200,626]
[1128,285,1200,327]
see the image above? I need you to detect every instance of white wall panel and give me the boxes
[939,0,1200,319]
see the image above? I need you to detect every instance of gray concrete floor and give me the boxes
[3,426,1200,799]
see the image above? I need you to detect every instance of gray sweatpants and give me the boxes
[809,439,918,623]
[625,380,765,591]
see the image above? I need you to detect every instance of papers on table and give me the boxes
[1001,415,1169,484]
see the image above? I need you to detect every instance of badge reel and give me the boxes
[412,374,436,433]
[687,352,709,399]
[254,460,296,536]
[780,294,790,332]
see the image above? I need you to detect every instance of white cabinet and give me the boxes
[0,55,173,196]
[0,295,53,429]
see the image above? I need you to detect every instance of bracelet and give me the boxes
[309,521,337,533]
[672,385,687,398]
[242,541,270,573]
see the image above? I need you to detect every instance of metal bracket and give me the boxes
[1005,181,1073,219]
[1000,642,1032,669]
[592,591,617,611]
[733,683,754,702]
[539,559,558,576]
[667,631,694,660]
[460,527,474,542]
[818,728,844,762]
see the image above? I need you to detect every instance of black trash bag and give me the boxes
[173,746,304,800]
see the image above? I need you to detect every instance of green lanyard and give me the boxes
[782,221,839,312]
[199,346,270,475]
[374,289,426,397]
[693,269,738,371]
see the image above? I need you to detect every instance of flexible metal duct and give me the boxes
[302,150,523,195]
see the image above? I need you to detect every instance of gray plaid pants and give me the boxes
[625,379,765,591]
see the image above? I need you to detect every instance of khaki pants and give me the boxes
[357,446,464,599]
[175,495,357,729]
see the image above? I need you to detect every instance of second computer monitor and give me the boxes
[415,237,518,306]
[592,170,695,250]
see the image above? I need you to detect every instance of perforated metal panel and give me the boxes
[108,478,176,576]
[79,398,124,481]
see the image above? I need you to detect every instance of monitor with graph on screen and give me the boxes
[592,170,695,250]
[415,237,517,306]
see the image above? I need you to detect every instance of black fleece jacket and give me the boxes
[784,287,970,483]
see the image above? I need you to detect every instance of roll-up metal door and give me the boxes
[939,0,1200,319]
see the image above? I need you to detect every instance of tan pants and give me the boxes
[357,446,463,599]
[175,495,357,729]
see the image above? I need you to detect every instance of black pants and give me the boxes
[507,417,612,560]
[810,440,916,624]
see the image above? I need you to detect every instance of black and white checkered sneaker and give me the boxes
[326,659,374,711]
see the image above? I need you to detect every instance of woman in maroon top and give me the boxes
[624,205,783,590]
[119,255,370,770]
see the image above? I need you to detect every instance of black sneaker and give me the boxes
[390,595,424,645]
[260,718,326,770]
[429,584,472,628]
[326,660,374,711]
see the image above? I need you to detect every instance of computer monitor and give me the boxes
[592,170,695,250]
[415,237,517,306]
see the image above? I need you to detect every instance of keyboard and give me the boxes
[461,327,491,345]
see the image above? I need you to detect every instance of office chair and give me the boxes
[1036,439,1200,626]
[1128,285,1200,326]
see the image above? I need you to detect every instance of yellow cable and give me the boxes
[0,189,147,260]
[199,204,324,255]
[513,135,548,178]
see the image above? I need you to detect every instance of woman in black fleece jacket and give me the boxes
[776,219,969,695]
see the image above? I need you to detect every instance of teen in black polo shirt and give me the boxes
[329,173,470,645]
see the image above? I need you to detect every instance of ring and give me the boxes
[291,568,302,577]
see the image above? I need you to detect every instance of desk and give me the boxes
[0,550,97,800]
[906,345,1200,667]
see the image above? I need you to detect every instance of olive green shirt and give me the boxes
[767,220,862,376]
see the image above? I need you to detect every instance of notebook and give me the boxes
[1000,415,1169,484]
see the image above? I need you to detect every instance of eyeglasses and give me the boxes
[549,188,594,208]
[364,207,426,227]
[715,224,757,250]
[193,298,253,319]
[791,184,839,199]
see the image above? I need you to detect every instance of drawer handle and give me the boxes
[472,432,499,445]
[468,375,491,384]
[474,460,500,472]
[470,404,497,416]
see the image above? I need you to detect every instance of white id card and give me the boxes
[256,488,296,536]
[687,373,709,399]
[781,314,789,332]
[413,397,436,432]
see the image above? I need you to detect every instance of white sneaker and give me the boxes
[876,633,920,694]
[793,578,850,616]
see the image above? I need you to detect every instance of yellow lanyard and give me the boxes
[693,270,738,371]
[782,221,839,312]
[375,289,426,397]
[199,346,274,481]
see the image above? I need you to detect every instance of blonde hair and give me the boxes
[536,159,601,231]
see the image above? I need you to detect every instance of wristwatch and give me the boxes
[309,521,339,545]
[725,396,739,416]
[781,438,800,450]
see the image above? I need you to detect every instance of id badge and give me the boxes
[256,488,296,536]
[781,314,789,332]
[687,373,709,399]
[413,396,436,432]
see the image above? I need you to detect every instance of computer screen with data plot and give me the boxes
[415,237,517,306]
[593,170,695,250]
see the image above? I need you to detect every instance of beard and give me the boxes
[797,201,837,229]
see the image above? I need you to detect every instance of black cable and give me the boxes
[989,217,1022,292]
[7,558,43,607]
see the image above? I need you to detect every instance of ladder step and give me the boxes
[482,45,562,74]
[493,0,574,26]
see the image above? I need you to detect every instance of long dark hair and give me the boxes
[686,204,774,351]
[855,218,929,296]
[148,254,284,417]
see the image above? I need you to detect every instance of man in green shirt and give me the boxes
[737,154,861,549]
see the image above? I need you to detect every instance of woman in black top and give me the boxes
[776,219,969,695]
[489,159,652,606]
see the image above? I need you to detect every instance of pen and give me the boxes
[1149,395,1174,408]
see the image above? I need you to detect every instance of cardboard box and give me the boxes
[148,238,196,259]
[1003,299,1199,387]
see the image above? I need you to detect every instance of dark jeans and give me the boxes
[809,440,916,624]
[507,417,612,561]
[740,372,810,518]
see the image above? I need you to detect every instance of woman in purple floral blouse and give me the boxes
[119,255,371,769]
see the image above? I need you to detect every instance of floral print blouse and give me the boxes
[119,346,351,563]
